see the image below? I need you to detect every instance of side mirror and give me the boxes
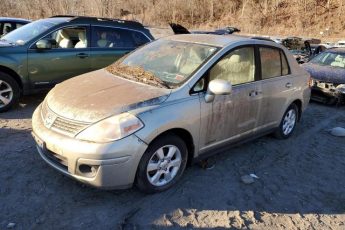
[205,79,232,103]
[36,39,53,49]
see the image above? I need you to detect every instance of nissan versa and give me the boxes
[32,34,311,193]
[0,16,153,112]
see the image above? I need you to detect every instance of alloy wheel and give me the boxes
[146,145,182,187]
[0,80,13,108]
[282,109,296,135]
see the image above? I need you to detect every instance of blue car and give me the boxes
[0,17,31,36]
[302,48,345,104]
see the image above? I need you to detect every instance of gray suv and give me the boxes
[32,34,311,193]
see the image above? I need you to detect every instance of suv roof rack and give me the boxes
[50,15,144,28]
[251,36,275,42]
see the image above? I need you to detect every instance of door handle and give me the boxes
[249,90,262,97]
[249,90,257,97]
[76,53,89,59]
[286,82,292,88]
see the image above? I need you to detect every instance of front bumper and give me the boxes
[32,105,148,189]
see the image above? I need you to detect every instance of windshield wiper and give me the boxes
[148,74,171,89]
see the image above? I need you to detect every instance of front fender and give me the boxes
[0,48,28,82]
[134,95,201,156]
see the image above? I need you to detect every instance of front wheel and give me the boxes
[0,72,20,113]
[274,104,298,139]
[136,134,188,193]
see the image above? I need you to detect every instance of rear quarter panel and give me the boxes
[283,48,311,116]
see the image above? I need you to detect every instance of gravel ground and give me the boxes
[1,94,345,230]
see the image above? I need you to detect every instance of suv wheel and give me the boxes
[136,134,188,193]
[274,103,298,139]
[0,72,20,112]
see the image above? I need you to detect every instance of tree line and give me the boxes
[1,0,344,38]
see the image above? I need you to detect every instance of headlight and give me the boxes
[336,84,345,94]
[76,113,144,143]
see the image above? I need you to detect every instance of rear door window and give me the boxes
[91,26,150,48]
[281,51,289,75]
[260,47,290,79]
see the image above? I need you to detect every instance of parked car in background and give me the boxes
[0,17,31,37]
[302,48,345,104]
[336,41,345,48]
[282,37,325,64]
[32,34,310,193]
[169,23,240,35]
[271,37,283,44]
[0,15,154,112]
[324,42,335,47]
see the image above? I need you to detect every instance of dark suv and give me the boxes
[0,16,154,112]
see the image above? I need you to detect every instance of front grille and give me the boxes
[51,117,89,136]
[41,101,90,136]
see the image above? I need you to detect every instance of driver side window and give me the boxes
[209,47,255,85]
[42,26,88,49]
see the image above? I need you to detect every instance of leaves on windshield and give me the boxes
[106,63,171,89]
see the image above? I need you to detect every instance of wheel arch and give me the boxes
[291,99,302,121]
[0,65,23,93]
[145,128,195,167]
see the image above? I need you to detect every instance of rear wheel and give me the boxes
[136,134,188,193]
[274,103,298,139]
[0,72,20,113]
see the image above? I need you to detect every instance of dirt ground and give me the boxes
[1,94,345,230]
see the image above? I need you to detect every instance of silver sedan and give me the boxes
[32,34,310,193]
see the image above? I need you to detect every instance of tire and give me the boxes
[136,134,188,193]
[0,72,20,113]
[274,103,298,139]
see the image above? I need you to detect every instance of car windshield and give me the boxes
[310,52,345,68]
[106,39,219,88]
[1,19,60,45]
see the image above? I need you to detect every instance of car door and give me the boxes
[197,46,262,154]
[89,26,151,71]
[27,25,91,88]
[255,46,294,131]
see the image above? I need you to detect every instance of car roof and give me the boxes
[0,17,31,23]
[50,15,145,29]
[163,34,258,47]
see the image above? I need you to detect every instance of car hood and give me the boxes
[46,69,171,123]
[0,40,15,47]
[302,63,345,84]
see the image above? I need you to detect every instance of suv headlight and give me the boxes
[76,113,144,143]
[336,84,345,94]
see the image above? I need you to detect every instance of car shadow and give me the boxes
[0,92,47,120]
